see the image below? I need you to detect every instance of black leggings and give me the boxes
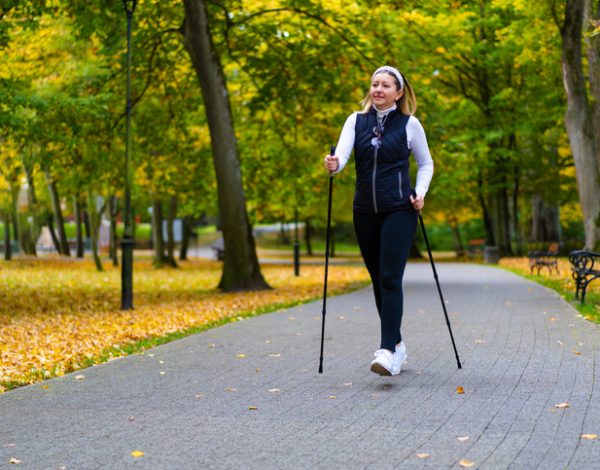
[353,209,417,352]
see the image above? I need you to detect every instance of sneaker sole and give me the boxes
[370,362,392,376]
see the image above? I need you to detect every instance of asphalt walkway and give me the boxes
[1,263,599,469]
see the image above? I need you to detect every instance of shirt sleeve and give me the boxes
[333,113,357,175]
[406,116,434,198]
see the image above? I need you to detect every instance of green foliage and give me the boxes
[0,0,583,260]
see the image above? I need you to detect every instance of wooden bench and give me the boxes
[528,242,560,275]
[569,250,600,304]
[466,239,485,258]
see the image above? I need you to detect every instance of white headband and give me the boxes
[372,65,404,90]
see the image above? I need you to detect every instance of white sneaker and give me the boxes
[392,341,407,375]
[370,349,395,376]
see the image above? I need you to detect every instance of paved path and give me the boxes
[1,264,599,469]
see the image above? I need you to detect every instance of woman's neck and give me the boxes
[373,104,397,115]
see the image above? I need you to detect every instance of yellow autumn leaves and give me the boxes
[0,258,369,389]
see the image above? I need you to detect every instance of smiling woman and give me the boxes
[323,65,434,377]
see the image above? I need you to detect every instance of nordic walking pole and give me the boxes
[319,146,336,374]
[417,210,462,369]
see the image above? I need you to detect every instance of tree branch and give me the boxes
[233,7,377,66]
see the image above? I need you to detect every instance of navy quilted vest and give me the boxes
[353,108,412,213]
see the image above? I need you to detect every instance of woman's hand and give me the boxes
[323,154,339,174]
[409,194,425,212]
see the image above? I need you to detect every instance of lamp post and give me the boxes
[121,0,137,310]
[294,208,300,276]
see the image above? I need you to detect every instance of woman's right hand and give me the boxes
[323,154,339,174]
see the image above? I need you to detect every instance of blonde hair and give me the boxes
[361,71,417,115]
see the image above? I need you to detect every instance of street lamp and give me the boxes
[294,208,300,276]
[121,0,137,310]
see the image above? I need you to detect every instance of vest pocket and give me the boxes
[398,172,404,200]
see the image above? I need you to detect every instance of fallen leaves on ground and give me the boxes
[581,434,598,440]
[457,436,469,442]
[8,458,21,464]
[0,259,369,388]
[416,453,430,459]
[499,258,599,314]
[131,450,144,458]
[456,386,465,394]
[554,402,570,409]
[459,459,475,467]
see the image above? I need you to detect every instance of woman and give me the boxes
[324,65,434,376]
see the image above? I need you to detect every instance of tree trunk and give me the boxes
[45,169,70,256]
[166,195,178,267]
[83,210,91,239]
[305,219,313,255]
[585,0,600,167]
[74,197,85,258]
[561,0,600,249]
[531,195,562,242]
[180,216,191,261]
[151,198,165,267]
[11,188,19,243]
[3,213,11,260]
[448,215,465,256]
[478,170,495,245]
[86,191,104,272]
[182,0,269,291]
[47,215,61,253]
[108,195,119,266]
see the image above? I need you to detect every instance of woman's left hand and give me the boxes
[409,194,425,212]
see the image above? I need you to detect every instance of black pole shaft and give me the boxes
[121,0,137,310]
[418,213,462,369]
[319,146,335,374]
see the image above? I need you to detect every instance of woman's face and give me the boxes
[370,72,403,109]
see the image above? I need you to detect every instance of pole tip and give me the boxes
[318,365,323,374]
[457,362,463,369]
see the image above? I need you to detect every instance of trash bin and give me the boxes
[484,246,500,264]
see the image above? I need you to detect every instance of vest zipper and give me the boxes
[399,172,404,200]
[372,147,379,213]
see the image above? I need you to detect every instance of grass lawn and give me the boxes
[0,257,369,392]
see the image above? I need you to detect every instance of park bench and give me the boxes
[569,250,600,304]
[467,239,485,258]
[528,242,560,275]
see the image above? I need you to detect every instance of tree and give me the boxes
[182,0,268,290]
[558,0,600,249]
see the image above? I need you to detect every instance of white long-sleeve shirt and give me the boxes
[334,105,434,198]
